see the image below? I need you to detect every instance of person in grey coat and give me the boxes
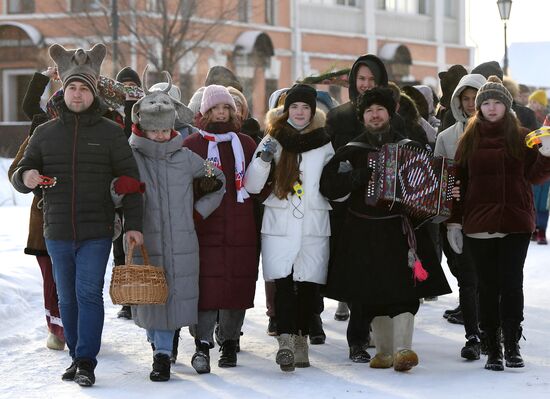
[125,70,225,382]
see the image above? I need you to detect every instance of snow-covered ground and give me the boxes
[1,157,549,399]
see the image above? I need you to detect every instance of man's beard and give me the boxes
[365,119,391,135]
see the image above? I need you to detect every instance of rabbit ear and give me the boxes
[131,100,142,125]
[162,71,172,94]
[142,65,151,95]
[174,102,194,125]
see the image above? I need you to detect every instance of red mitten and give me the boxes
[114,175,145,194]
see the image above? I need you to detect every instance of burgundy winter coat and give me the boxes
[451,120,550,234]
[183,131,259,310]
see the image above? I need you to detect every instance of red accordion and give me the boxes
[365,143,455,223]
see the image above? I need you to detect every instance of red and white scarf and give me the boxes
[198,130,249,203]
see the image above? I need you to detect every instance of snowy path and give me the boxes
[1,205,549,399]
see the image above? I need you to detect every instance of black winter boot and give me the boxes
[191,340,211,374]
[503,324,524,368]
[218,340,238,368]
[61,361,78,381]
[117,305,132,319]
[443,304,461,319]
[309,313,326,345]
[349,344,371,363]
[74,359,96,387]
[150,353,171,381]
[460,335,481,360]
[484,330,504,371]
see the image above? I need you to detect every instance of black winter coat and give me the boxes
[319,130,451,314]
[11,98,143,241]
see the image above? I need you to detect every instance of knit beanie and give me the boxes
[529,89,548,108]
[356,87,396,119]
[438,64,468,109]
[115,66,142,87]
[283,84,317,116]
[471,61,504,80]
[49,43,106,97]
[475,76,513,111]
[200,84,236,115]
[227,86,249,119]
[188,86,205,115]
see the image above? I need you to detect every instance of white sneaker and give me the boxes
[46,332,65,350]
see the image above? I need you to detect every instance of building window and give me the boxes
[7,0,35,14]
[179,73,194,105]
[265,0,276,25]
[377,0,427,14]
[336,0,357,6]
[70,0,102,13]
[238,0,250,22]
[146,0,160,13]
[444,0,455,18]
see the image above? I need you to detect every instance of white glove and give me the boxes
[447,224,463,254]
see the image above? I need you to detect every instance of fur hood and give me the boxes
[265,106,326,133]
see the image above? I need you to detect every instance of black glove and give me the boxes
[350,167,372,190]
[197,176,223,195]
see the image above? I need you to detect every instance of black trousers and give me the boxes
[466,233,530,332]
[275,274,318,335]
[440,224,480,338]
[346,302,372,347]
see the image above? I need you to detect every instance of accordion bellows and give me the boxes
[366,143,455,223]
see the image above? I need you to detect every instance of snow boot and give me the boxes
[191,340,211,374]
[74,359,95,387]
[334,301,350,321]
[484,329,504,371]
[503,324,524,368]
[393,312,418,372]
[460,335,481,360]
[218,340,238,368]
[349,344,371,363]
[309,313,326,345]
[47,332,65,350]
[447,310,464,325]
[150,353,171,382]
[370,316,393,369]
[537,228,548,245]
[267,317,278,336]
[276,333,295,372]
[294,334,310,368]
[443,304,461,319]
[530,228,538,241]
[61,361,77,381]
[117,305,132,319]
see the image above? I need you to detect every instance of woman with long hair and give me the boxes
[244,84,334,372]
[447,76,550,371]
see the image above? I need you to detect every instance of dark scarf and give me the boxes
[274,123,330,153]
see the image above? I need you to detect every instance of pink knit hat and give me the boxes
[200,84,237,115]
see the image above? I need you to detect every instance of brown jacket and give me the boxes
[8,136,48,256]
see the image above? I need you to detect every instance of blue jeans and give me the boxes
[146,329,175,356]
[45,238,112,364]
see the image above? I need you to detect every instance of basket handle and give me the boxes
[126,241,151,265]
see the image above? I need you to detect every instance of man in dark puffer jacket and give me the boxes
[11,43,143,388]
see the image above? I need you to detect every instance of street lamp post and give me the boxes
[497,0,512,76]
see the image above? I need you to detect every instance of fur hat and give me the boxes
[227,86,249,119]
[116,66,142,87]
[438,65,468,109]
[529,89,548,108]
[475,76,513,111]
[204,66,243,93]
[132,67,194,130]
[356,87,396,120]
[402,86,429,120]
[49,43,106,97]
[283,84,317,116]
[200,84,236,115]
[471,61,504,80]
[150,82,182,101]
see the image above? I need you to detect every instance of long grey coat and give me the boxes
[129,132,225,330]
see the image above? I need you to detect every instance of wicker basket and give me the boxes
[109,243,168,305]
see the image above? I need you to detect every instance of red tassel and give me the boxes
[413,259,429,282]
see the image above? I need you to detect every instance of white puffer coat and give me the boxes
[244,109,334,284]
